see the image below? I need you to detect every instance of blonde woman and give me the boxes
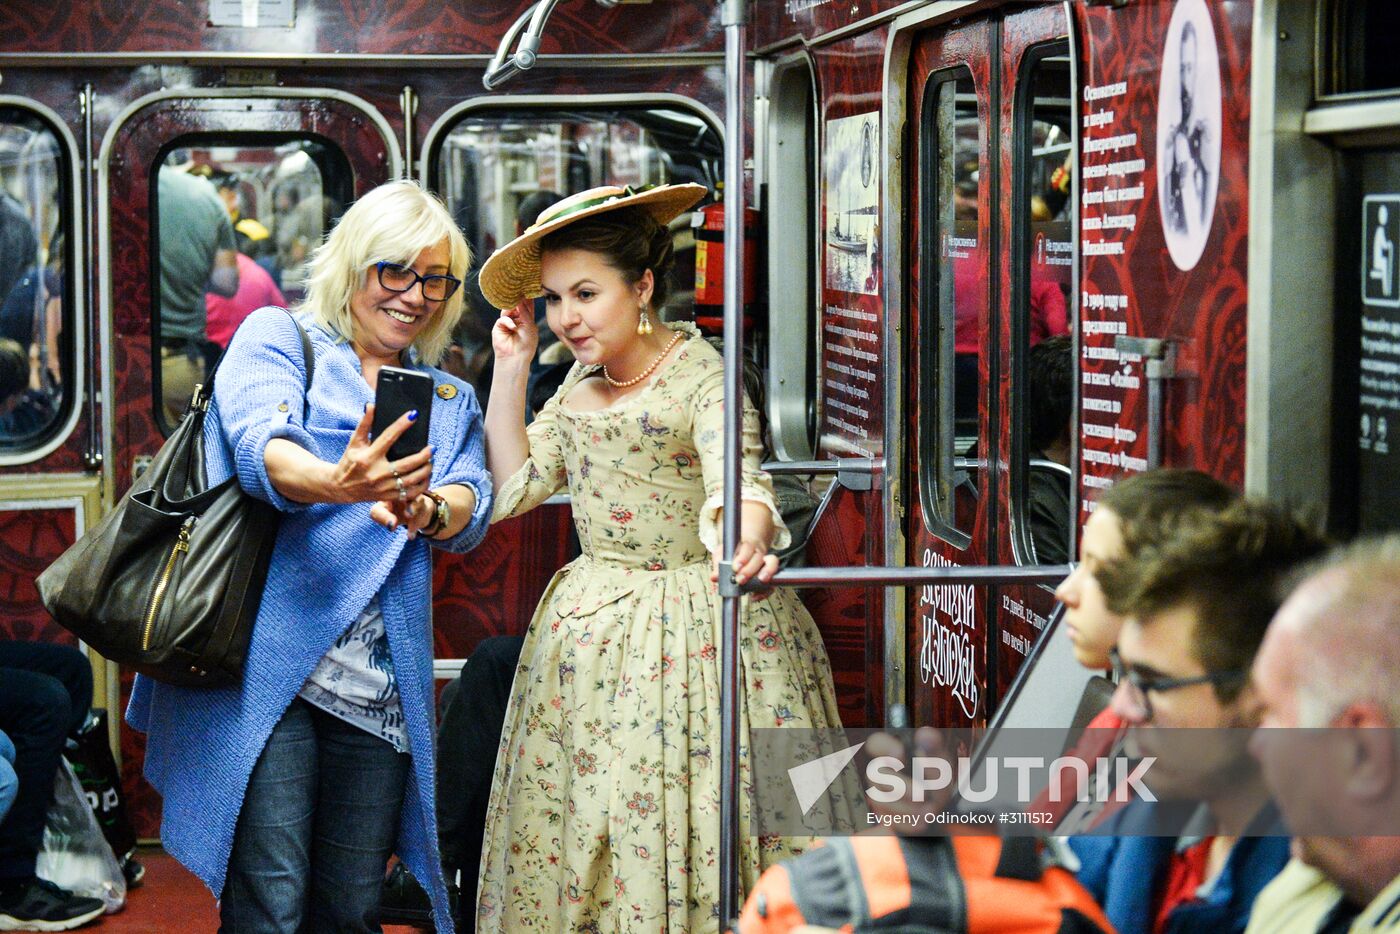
[475,185,842,932]
[127,180,490,933]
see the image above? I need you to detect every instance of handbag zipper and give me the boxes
[142,521,191,651]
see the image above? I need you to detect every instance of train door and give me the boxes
[903,6,1073,732]
[103,89,397,833]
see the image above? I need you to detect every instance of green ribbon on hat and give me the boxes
[528,184,657,231]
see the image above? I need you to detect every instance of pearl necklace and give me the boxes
[603,331,684,389]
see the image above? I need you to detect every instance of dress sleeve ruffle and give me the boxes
[689,360,791,557]
[490,367,577,522]
[697,488,791,558]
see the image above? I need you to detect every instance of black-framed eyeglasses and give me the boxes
[375,261,461,302]
[1108,647,1247,722]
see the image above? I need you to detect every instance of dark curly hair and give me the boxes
[539,207,676,309]
[1027,335,1073,452]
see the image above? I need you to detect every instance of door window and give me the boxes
[917,68,980,545]
[1011,46,1075,565]
[430,106,721,411]
[0,108,72,452]
[151,138,352,434]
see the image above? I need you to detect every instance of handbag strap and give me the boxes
[195,308,315,411]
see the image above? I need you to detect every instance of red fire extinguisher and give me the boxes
[692,193,759,335]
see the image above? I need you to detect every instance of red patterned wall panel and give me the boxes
[433,508,576,660]
[806,30,891,730]
[755,0,999,51]
[0,503,80,644]
[1075,0,1252,510]
[0,0,720,56]
[802,486,881,727]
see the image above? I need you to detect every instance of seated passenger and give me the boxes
[0,731,12,823]
[738,470,1240,933]
[1071,498,1326,934]
[1025,335,1072,564]
[0,339,56,439]
[1246,537,1400,933]
[1049,468,1237,829]
[0,640,106,930]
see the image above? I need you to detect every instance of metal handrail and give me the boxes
[762,456,882,491]
[482,0,626,90]
[399,85,417,180]
[767,564,1071,589]
[482,2,554,90]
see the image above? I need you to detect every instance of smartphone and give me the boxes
[371,366,433,462]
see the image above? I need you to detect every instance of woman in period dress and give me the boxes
[473,184,844,932]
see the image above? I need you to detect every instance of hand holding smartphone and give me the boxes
[371,366,433,461]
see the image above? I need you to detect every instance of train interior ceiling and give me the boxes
[0,0,1398,919]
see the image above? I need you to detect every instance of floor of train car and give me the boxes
[98,848,429,933]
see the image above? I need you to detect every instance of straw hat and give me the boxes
[478,183,707,310]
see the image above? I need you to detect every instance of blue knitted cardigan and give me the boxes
[127,308,491,933]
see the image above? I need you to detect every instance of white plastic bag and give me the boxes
[36,759,126,913]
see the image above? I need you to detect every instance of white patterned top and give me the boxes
[298,597,408,753]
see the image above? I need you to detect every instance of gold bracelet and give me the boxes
[422,489,450,538]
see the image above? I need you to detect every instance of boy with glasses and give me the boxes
[1071,498,1327,934]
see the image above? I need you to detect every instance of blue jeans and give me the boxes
[220,698,409,933]
[0,731,15,825]
[0,640,92,881]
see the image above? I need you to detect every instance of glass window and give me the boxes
[151,138,352,434]
[0,109,71,452]
[766,60,820,461]
[918,68,980,545]
[1327,0,1400,96]
[1012,47,1075,565]
[430,106,721,411]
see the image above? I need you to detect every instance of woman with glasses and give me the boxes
[127,180,491,934]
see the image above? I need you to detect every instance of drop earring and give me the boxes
[637,306,653,336]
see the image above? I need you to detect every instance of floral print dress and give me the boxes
[476,325,843,933]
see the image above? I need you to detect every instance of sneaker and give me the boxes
[0,877,105,931]
[120,857,144,890]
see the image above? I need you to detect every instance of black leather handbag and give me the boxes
[37,313,314,687]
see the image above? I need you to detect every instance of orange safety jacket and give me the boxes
[738,834,1116,934]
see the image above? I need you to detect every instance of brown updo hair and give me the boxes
[539,206,675,309]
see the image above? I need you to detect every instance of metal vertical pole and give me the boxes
[399,86,417,181]
[81,84,101,473]
[718,0,747,928]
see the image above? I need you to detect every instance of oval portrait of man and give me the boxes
[1155,0,1222,271]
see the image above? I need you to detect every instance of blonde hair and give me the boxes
[298,180,470,365]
